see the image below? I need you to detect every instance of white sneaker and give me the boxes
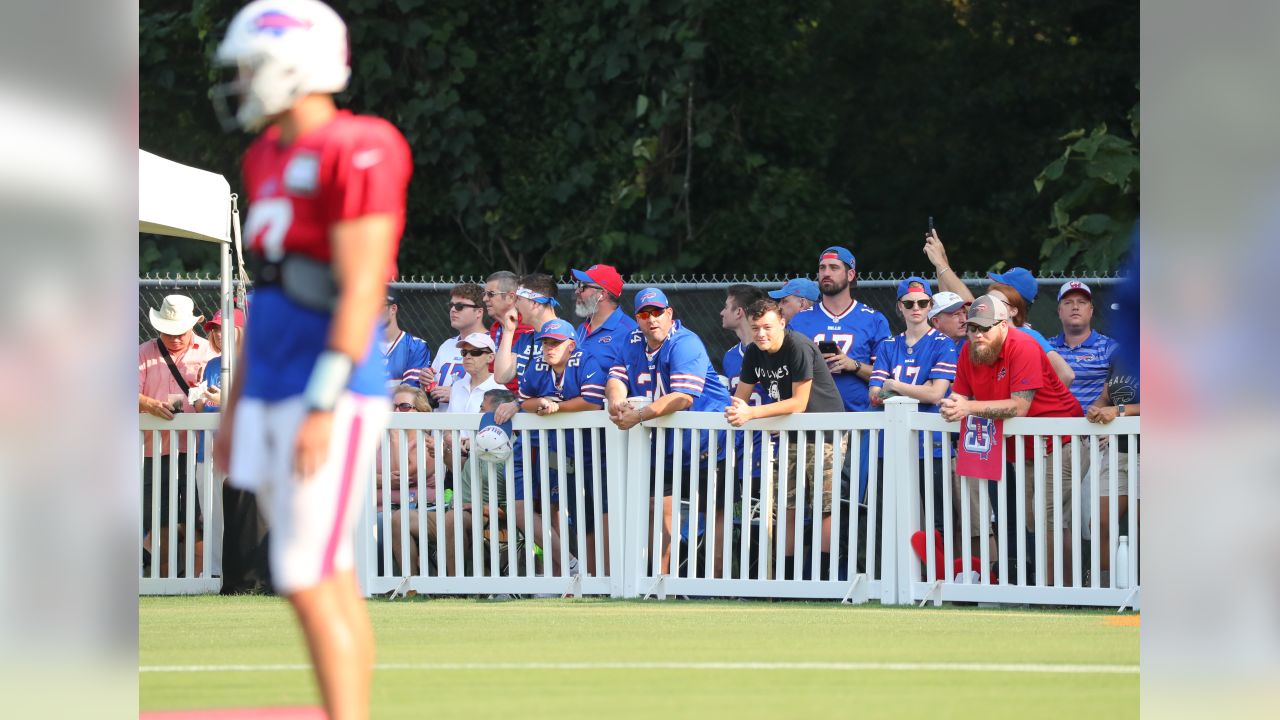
[567,556,581,576]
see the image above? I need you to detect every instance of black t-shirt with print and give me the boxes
[739,330,843,413]
[1104,359,1140,452]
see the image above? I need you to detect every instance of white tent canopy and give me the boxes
[139,149,233,244]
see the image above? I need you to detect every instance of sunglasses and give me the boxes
[483,289,511,299]
[447,302,480,311]
[393,402,415,412]
[900,299,932,309]
[460,349,491,357]
[575,282,604,293]
[635,307,667,319]
[966,320,1004,335]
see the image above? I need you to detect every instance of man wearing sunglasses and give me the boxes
[428,283,488,407]
[380,287,432,393]
[940,295,1082,584]
[604,288,732,576]
[571,263,637,376]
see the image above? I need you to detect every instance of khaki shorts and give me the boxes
[1018,443,1083,533]
[783,432,848,514]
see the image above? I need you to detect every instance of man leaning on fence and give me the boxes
[139,294,217,577]
[940,296,1082,585]
[606,288,732,578]
[725,298,845,581]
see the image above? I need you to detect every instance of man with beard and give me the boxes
[789,246,890,506]
[571,263,637,373]
[940,296,1082,584]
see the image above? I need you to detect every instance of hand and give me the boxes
[142,396,175,420]
[939,396,969,423]
[724,397,754,427]
[824,353,859,374]
[429,384,452,403]
[203,385,222,409]
[612,404,643,431]
[422,366,437,386]
[501,307,519,332]
[923,229,950,269]
[607,399,631,427]
[294,410,334,480]
[869,387,882,407]
[494,400,518,425]
[536,398,559,416]
[212,406,235,474]
[1087,405,1118,424]
[459,437,471,456]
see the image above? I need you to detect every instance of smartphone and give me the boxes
[818,341,840,355]
[928,215,935,234]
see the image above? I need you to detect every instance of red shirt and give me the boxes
[489,319,535,393]
[952,326,1081,456]
[241,110,412,274]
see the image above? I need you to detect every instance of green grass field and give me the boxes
[140,596,1138,719]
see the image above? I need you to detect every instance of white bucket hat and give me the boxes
[149,295,204,336]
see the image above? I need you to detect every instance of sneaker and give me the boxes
[567,556,581,577]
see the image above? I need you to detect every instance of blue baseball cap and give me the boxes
[634,287,670,311]
[896,276,933,299]
[536,318,577,342]
[819,246,856,268]
[768,277,820,302]
[987,267,1038,304]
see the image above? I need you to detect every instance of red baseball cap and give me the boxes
[571,264,624,297]
[203,308,246,332]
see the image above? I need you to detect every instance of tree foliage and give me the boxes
[140,0,1138,277]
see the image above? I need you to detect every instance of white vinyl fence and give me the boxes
[139,398,1140,608]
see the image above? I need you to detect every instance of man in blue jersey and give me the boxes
[516,318,608,575]
[789,246,890,506]
[1049,281,1119,412]
[605,288,733,577]
[572,263,637,376]
[768,277,819,321]
[719,284,770,503]
[788,246,890,412]
[380,287,432,393]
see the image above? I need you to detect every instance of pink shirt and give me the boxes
[139,337,217,456]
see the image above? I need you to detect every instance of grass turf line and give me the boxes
[141,596,1138,719]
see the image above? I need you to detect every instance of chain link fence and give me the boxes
[139,271,1125,374]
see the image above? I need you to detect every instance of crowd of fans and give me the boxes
[140,230,1138,590]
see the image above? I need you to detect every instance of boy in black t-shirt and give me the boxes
[725,299,846,574]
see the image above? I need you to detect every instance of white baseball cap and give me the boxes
[927,291,967,321]
[458,332,496,352]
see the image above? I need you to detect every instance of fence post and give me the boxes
[354,466,374,598]
[604,421,629,598]
[882,397,919,605]
[622,423,652,598]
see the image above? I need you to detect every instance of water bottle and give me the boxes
[1114,535,1130,589]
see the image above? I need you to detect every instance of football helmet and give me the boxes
[474,424,513,464]
[212,0,350,132]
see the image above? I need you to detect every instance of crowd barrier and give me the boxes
[139,399,1140,609]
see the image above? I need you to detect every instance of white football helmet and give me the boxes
[474,424,513,464]
[212,0,351,132]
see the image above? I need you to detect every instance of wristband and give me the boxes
[304,350,354,412]
[938,267,951,275]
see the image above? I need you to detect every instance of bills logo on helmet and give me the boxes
[254,10,314,36]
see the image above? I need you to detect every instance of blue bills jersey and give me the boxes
[609,322,731,466]
[722,341,772,478]
[517,349,606,457]
[870,329,958,458]
[788,300,891,411]
[576,307,638,374]
[383,330,432,392]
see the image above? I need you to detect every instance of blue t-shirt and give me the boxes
[242,287,386,400]
[1049,330,1119,412]
[576,307,638,375]
[788,300,891,411]
[869,329,958,457]
[722,341,772,478]
[609,322,732,466]
[195,354,224,463]
[383,330,432,391]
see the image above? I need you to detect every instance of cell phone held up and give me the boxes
[818,340,841,355]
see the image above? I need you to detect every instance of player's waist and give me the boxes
[247,251,338,313]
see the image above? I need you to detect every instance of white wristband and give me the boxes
[305,350,354,412]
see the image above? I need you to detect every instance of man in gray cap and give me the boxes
[940,295,1082,585]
